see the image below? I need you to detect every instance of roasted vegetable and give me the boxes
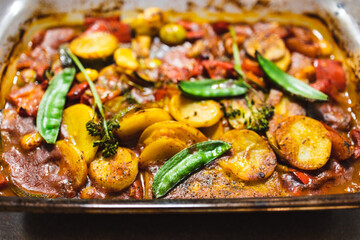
[115,108,172,142]
[169,94,223,128]
[179,79,248,98]
[244,32,286,61]
[219,129,277,181]
[274,116,332,170]
[131,7,165,36]
[20,132,44,150]
[159,23,187,46]
[62,104,99,163]
[66,48,120,158]
[138,121,207,147]
[89,147,138,191]
[114,48,139,71]
[139,137,187,167]
[69,32,118,60]
[56,140,87,190]
[152,140,231,198]
[37,68,76,144]
[76,68,98,82]
[256,52,328,101]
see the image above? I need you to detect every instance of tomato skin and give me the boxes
[85,17,131,43]
[315,59,347,91]
[241,57,265,77]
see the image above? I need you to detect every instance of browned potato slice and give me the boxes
[115,108,172,142]
[139,137,187,167]
[56,140,87,190]
[244,32,286,61]
[89,147,138,192]
[275,116,332,170]
[201,121,224,140]
[69,32,119,59]
[323,123,354,161]
[61,104,98,164]
[169,95,223,128]
[138,121,207,147]
[219,129,277,181]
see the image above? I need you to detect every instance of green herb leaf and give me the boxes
[256,52,328,101]
[152,140,232,198]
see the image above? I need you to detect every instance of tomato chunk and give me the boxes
[315,59,347,91]
[7,83,44,117]
[85,17,131,43]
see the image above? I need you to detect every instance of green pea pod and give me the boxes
[179,79,248,98]
[37,68,76,144]
[152,140,232,198]
[256,52,328,101]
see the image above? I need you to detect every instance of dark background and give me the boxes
[0,209,360,239]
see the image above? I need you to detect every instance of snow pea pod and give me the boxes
[179,79,248,98]
[256,52,328,101]
[37,68,76,143]
[152,140,232,198]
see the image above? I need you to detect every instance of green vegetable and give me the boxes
[229,26,244,77]
[179,79,248,98]
[159,23,187,46]
[256,52,328,101]
[37,68,76,144]
[66,48,119,157]
[152,140,232,198]
[244,95,274,132]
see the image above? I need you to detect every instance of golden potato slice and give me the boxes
[169,95,223,128]
[69,32,119,59]
[274,49,291,71]
[56,140,87,190]
[323,123,354,161]
[114,48,139,71]
[115,108,172,142]
[138,121,207,147]
[201,121,224,140]
[275,116,332,170]
[61,104,98,164]
[219,129,277,181]
[139,137,187,167]
[244,32,286,61]
[89,147,138,192]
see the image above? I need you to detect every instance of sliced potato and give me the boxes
[115,108,172,142]
[131,35,151,58]
[201,120,224,140]
[323,123,354,161]
[244,32,286,61]
[56,140,87,190]
[61,104,98,164]
[274,116,331,170]
[138,120,207,147]
[219,129,277,181]
[139,137,187,167]
[89,147,138,192]
[69,32,119,59]
[169,95,223,128]
[114,48,139,71]
[274,49,291,71]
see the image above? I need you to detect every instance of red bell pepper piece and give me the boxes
[315,59,347,91]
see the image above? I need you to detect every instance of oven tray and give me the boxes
[0,0,360,212]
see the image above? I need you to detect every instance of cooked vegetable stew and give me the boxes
[1,8,360,199]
